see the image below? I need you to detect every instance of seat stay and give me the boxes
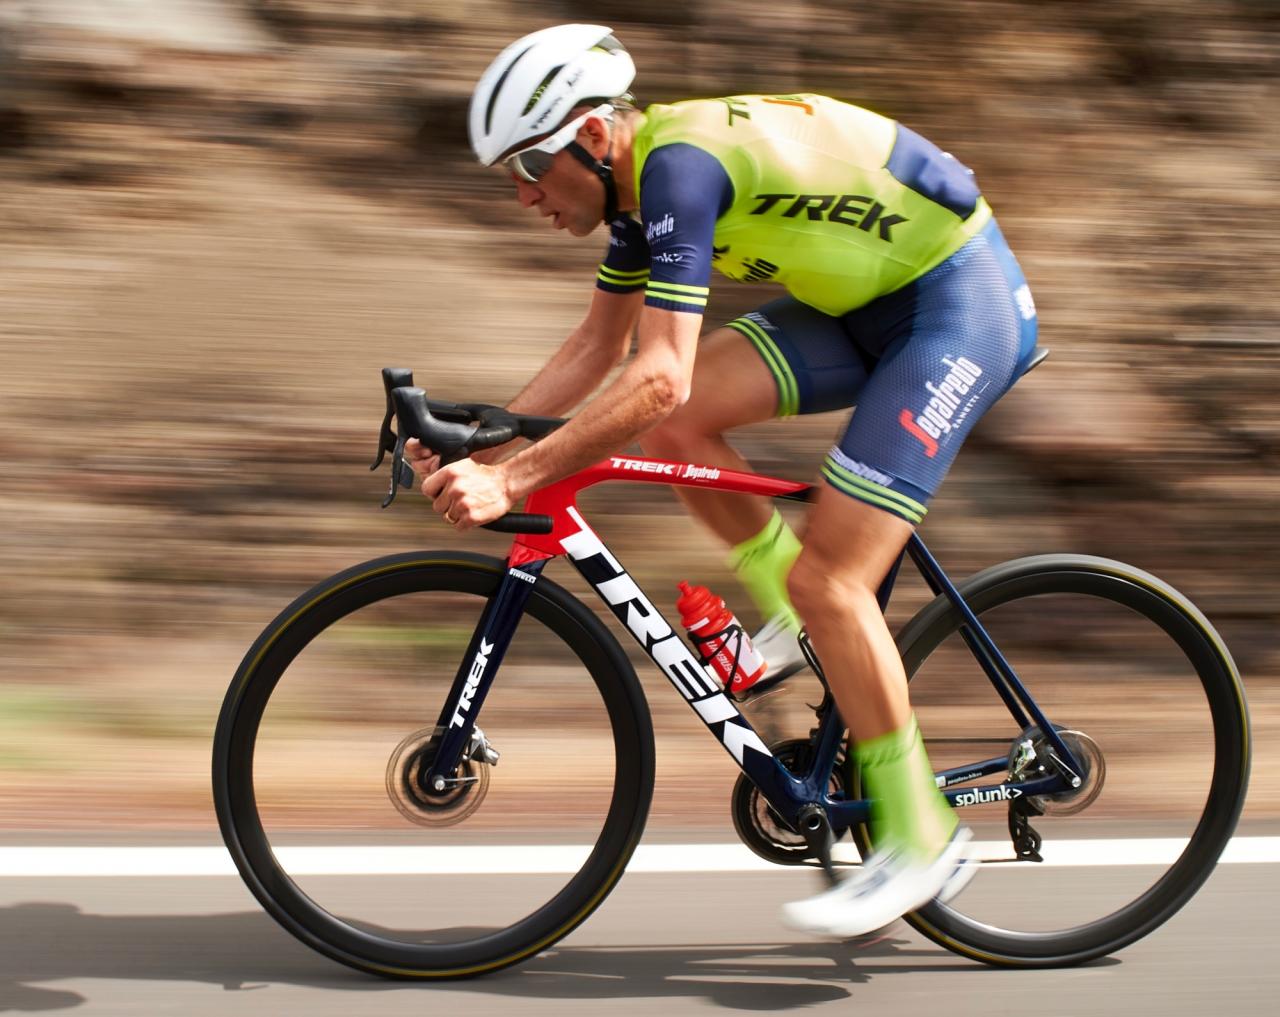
[906,535,1085,774]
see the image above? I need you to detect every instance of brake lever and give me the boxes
[381,435,420,509]
[371,367,414,470]
[381,435,407,508]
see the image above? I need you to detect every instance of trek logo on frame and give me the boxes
[558,507,770,765]
[450,639,495,728]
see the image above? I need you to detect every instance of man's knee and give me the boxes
[786,555,827,620]
[641,409,714,457]
[787,552,874,627]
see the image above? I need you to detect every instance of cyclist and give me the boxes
[409,23,1039,937]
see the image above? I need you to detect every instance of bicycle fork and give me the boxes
[422,558,548,790]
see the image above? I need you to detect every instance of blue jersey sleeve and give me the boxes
[638,143,734,314]
[596,215,650,294]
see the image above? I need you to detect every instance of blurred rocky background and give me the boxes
[1,1,1277,829]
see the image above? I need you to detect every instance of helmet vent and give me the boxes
[485,43,536,135]
[523,65,565,116]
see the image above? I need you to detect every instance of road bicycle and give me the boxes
[213,358,1250,978]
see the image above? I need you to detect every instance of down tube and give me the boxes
[558,507,817,824]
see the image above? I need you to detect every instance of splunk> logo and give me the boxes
[954,786,1022,806]
[898,356,984,458]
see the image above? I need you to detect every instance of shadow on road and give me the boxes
[0,899,1109,1011]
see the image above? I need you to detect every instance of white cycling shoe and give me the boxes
[748,613,809,690]
[781,827,976,939]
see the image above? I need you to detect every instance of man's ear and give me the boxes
[578,115,611,160]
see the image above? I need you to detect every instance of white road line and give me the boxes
[0,838,1276,877]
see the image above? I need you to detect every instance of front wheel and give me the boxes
[213,552,655,978]
[857,554,1250,967]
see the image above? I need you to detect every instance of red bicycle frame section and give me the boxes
[508,454,811,565]
[422,452,1076,834]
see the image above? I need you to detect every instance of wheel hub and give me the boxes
[385,727,491,827]
[1009,727,1106,816]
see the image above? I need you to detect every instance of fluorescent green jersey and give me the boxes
[598,94,993,316]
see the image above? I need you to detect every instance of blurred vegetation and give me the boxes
[0,1,1276,826]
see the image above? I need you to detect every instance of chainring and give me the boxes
[385,727,491,827]
[730,738,846,865]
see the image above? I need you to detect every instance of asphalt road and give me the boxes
[2,841,1277,1016]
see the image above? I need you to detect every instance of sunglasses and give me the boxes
[503,103,613,183]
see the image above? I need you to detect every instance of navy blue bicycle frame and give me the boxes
[426,525,1083,830]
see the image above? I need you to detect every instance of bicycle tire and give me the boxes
[851,554,1250,967]
[213,551,655,978]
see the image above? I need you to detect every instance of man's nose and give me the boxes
[514,178,543,208]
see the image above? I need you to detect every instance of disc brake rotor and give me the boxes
[385,727,491,827]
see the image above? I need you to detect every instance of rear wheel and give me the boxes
[853,555,1250,967]
[213,552,655,978]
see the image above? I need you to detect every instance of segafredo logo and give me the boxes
[450,639,495,728]
[954,786,1022,806]
[898,355,984,458]
[645,212,675,243]
[609,458,721,481]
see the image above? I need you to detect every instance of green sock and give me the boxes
[855,715,957,861]
[729,510,802,628]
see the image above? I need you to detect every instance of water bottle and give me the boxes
[676,581,767,695]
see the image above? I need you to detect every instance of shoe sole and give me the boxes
[782,829,974,939]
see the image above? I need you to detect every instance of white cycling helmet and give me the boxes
[469,24,635,167]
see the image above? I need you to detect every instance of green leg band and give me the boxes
[855,715,958,862]
[729,510,802,627]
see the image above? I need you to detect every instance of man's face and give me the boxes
[509,118,607,237]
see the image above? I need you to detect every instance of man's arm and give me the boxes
[500,304,700,500]
[423,142,729,527]
[505,287,642,417]
[499,141,732,479]
[421,304,699,529]
[406,286,639,474]
[504,211,651,418]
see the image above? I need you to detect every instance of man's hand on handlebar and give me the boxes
[377,373,562,531]
[421,458,514,531]
[403,438,441,479]
[404,438,515,481]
